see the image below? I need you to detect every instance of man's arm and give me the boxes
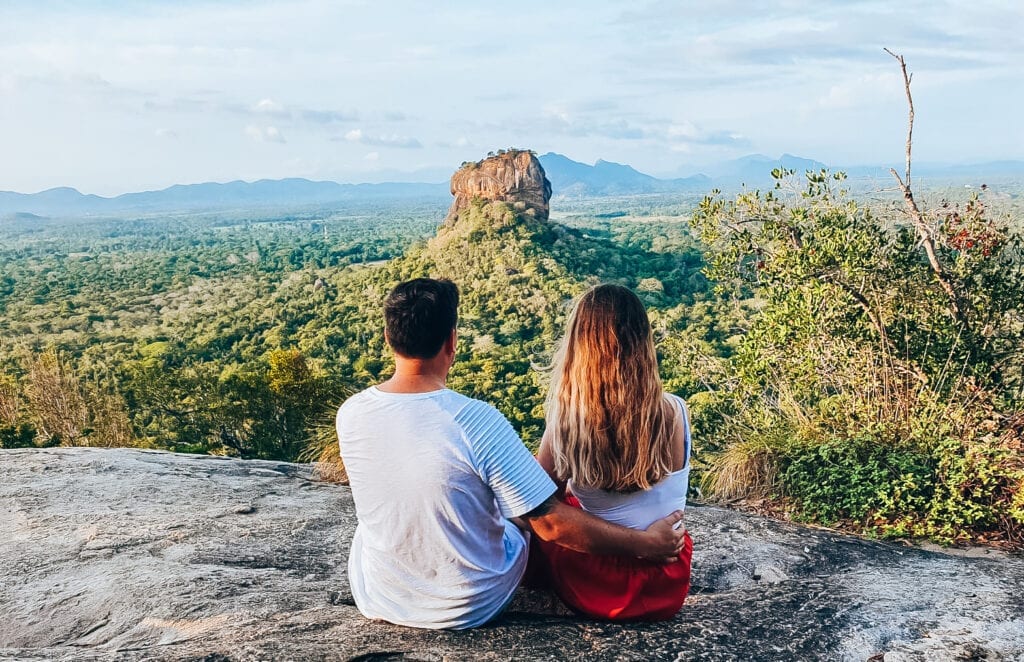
[521,496,686,562]
[463,401,684,560]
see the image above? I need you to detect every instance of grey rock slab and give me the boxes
[1,447,1022,661]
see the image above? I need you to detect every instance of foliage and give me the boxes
[3,170,1019,547]
[0,423,41,449]
[780,436,934,526]
[0,195,706,462]
[303,197,707,449]
[0,201,439,459]
[690,170,1024,544]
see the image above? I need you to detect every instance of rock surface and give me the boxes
[2,447,1023,661]
[447,151,552,223]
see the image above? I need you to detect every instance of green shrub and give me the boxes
[691,167,1024,546]
[0,423,39,449]
[773,428,1024,543]
[780,436,933,528]
[922,435,1024,543]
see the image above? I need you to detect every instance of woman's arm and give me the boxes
[535,427,567,499]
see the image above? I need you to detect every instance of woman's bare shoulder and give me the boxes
[661,393,688,471]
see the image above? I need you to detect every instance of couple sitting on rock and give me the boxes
[336,278,693,629]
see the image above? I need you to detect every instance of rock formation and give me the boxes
[446,150,552,224]
[2,447,1023,661]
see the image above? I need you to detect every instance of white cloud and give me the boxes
[344,128,422,149]
[253,98,285,114]
[543,104,572,124]
[667,122,700,140]
[665,121,749,148]
[434,136,473,149]
[0,0,1020,193]
[244,124,286,143]
[816,72,902,110]
[364,151,379,161]
[154,127,177,138]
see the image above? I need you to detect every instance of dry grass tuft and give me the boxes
[300,411,348,485]
[704,438,781,502]
[314,454,348,484]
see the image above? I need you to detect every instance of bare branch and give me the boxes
[884,49,966,327]
[884,47,914,187]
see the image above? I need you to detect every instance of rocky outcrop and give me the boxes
[446,150,552,223]
[2,447,1023,661]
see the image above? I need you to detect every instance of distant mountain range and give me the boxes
[537,152,711,196]
[3,154,1022,218]
[0,179,450,218]
[687,153,828,181]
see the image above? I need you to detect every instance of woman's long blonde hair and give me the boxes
[546,284,672,492]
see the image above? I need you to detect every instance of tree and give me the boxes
[689,53,1024,544]
[24,349,89,446]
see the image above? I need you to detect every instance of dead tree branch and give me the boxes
[884,48,966,326]
[884,47,914,188]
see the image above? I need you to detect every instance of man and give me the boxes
[337,278,686,629]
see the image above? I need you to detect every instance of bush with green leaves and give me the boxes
[691,170,1024,545]
[780,435,934,528]
[0,423,41,449]
[0,194,709,465]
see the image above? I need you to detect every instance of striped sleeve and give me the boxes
[455,400,556,518]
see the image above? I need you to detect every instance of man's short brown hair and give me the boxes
[384,278,459,359]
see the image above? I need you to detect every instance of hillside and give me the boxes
[0,149,708,461]
[278,150,707,443]
[538,152,710,196]
[4,147,1019,548]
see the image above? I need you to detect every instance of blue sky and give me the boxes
[1,0,1021,195]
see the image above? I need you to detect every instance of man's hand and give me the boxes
[640,510,687,562]
[523,497,688,562]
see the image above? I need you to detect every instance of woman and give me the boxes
[534,283,693,621]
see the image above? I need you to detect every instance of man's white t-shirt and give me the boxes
[336,387,556,629]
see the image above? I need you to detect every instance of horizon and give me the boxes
[7,150,1024,199]
[5,149,1024,198]
[2,1,1023,196]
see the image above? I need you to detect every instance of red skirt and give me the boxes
[527,496,693,622]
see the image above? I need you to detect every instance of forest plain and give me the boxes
[1,162,1023,549]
